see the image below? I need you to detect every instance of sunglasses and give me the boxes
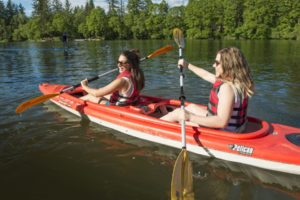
[117,60,129,66]
[215,60,220,66]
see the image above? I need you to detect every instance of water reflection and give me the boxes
[43,101,300,200]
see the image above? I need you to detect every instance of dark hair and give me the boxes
[121,49,145,91]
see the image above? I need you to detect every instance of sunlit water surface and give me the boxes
[1,40,300,199]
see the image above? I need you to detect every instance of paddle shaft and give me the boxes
[140,56,148,62]
[179,46,186,149]
[65,68,118,92]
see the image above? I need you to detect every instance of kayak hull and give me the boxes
[39,83,300,175]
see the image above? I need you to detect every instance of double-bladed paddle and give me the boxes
[16,45,174,114]
[171,28,194,200]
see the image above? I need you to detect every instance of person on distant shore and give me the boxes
[80,49,145,106]
[62,32,68,49]
[161,47,254,133]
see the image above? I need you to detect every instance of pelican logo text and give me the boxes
[228,144,254,156]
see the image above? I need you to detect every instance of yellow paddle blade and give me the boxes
[16,93,60,114]
[147,45,174,59]
[173,28,185,48]
[171,149,194,200]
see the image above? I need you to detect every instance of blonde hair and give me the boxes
[217,47,255,97]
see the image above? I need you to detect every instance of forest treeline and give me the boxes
[1,0,300,42]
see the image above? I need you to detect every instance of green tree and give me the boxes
[85,0,95,12]
[0,0,5,17]
[275,0,300,39]
[62,0,74,37]
[5,0,15,20]
[107,0,119,16]
[5,0,16,40]
[200,0,223,39]
[165,6,185,38]
[108,16,130,39]
[32,0,51,38]
[129,12,149,39]
[12,14,27,41]
[52,12,67,34]
[73,6,88,38]
[1,0,300,41]
[185,0,204,38]
[51,0,63,13]
[145,0,169,39]
[3,0,27,41]
[78,22,89,38]
[223,0,244,38]
[126,0,152,39]
[23,18,42,40]
[65,0,72,13]
[0,0,7,41]
[295,21,300,40]
[18,3,24,15]
[127,0,152,15]
[241,0,277,39]
[49,0,74,38]
[86,7,108,39]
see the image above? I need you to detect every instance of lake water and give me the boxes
[1,40,300,199]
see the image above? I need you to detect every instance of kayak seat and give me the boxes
[133,101,175,118]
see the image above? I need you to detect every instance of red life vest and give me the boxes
[109,70,140,106]
[207,80,248,129]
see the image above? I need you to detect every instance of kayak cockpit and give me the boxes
[123,95,271,140]
[63,86,271,140]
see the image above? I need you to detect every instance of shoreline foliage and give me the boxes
[0,0,299,41]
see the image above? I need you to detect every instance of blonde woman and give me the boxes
[80,49,145,106]
[161,47,254,133]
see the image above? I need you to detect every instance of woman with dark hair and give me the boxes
[80,49,145,106]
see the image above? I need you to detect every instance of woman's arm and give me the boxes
[185,83,234,128]
[81,78,128,97]
[178,59,216,84]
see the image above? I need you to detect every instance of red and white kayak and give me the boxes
[39,83,300,175]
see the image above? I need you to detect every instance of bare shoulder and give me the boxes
[112,77,129,90]
[110,78,126,85]
[219,83,234,98]
[104,78,126,90]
